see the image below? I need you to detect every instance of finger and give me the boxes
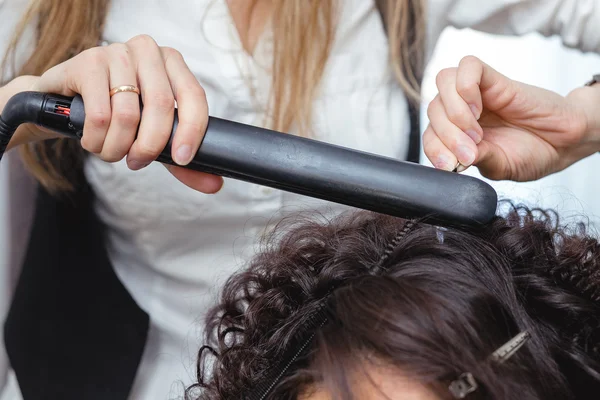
[100,44,140,163]
[35,48,111,153]
[126,35,175,169]
[435,67,483,144]
[424,121,505,177]
[454,56,485,120]
[426,95,478,167]
[161,47,209,166]
[422,123,458,171]
[162,164,224,194]
[456,55,513,114]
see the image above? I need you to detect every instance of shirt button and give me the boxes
[261,187,273,195]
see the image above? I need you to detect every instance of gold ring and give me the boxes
[109,85,140,97]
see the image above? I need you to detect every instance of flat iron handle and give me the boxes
[0,92,498,226]
[156,114,497,226]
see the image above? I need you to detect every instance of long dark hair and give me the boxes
[188,204,600,399]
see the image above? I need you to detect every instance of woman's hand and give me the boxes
[15,35,223,193]
[423,55,600,181]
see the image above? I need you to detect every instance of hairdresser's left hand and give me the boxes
[423,56,600,181]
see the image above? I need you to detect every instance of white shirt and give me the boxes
[1,0,599,399]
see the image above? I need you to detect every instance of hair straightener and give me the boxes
[0,92,497,226]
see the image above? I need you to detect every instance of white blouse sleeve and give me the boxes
[0,0,36,395]
[427,0,600,58]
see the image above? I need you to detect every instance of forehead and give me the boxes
[301,365,441,400]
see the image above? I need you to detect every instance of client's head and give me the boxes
[189,204,600,399]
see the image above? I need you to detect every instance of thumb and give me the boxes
[473,140,511,181]
[161,163,224,194]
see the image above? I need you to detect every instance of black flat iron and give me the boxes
[0,92,497,226]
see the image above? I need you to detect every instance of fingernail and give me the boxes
[128,160,150,170]
[457,145,476,165]
[469,104,480,120]
[455,164,469,173]
[175,144,192,165]
[433,154,452,170]
[465,129,481,144]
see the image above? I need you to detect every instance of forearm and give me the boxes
[0,75,52,152]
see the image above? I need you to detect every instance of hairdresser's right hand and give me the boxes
[19,35,222,193]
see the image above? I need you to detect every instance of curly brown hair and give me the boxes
[187,204,600,399]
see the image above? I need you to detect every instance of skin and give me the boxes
[2,11,600,185]
[1,1,271,194]
[302,365,440,400]
[424,55,600,182]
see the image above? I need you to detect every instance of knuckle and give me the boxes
[422,139,444,166]
[449,137,463,153]
[128,34,158,49]
[426,104,434,121]
[107,42,130,56]
[162,46,184,62]
[435,68,456,86]
[421,127,433,145]
[426,98,440,121]
[134,140,164,160]
[446,108,469,125]
[82,47,107,65]
[422,142,433,157]
[460,55,481,67]
[100,147,127,163]
[106,42,128,53]
[113,107,140,128]
[193,84,207,99]
[424,147,439,162]
[456,79,477,95]
[180,85,207,104]
[422,144,432,158]
[146,92,175,112]
[80,136,103,154]
[87,109,111,130]
[177,119,205,138]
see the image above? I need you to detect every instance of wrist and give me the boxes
[1,75,40,103]
[566,83,600,152]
